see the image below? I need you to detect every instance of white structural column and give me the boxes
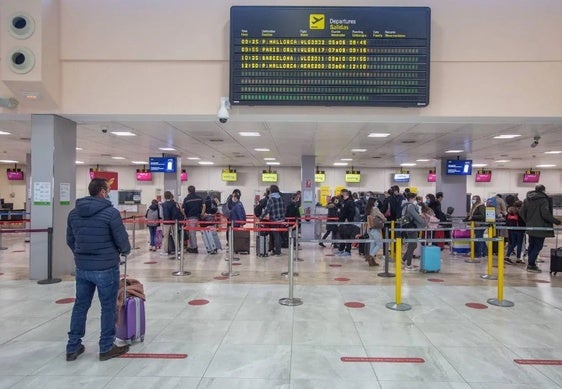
[436,158,469,218]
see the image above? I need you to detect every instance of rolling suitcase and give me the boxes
[550,235,562,275]
[233,229,250,254]
[420,245,441,273]
[202,228,222,254]
[451,229,470,255]
[116,258,146,344]
[154,227,163,249]
[256,233,269,257]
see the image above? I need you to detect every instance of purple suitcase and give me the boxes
[116,259,146,344]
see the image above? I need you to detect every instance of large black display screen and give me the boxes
[230,6,431,107]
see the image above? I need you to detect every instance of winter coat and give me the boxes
[520,190,561,238]
[230,201,247,227]
[66,196,131,271]
[262,192,285,221]
[145,203,161,226]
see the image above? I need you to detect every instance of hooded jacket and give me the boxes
[66,196,131,270]
[520,190,560,238]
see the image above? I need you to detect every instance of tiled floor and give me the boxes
[0,229,561,388]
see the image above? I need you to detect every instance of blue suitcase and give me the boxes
[420,245,441,273]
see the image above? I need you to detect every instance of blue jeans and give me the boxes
[67,265,120,354]
[148,225,157,246]
[368,228,383,257]
[474,227,487,257]
[527,235,545,267]
[506,230,524,259]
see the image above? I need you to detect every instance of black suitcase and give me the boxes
[550,248,562,276]
[233,230,250,254]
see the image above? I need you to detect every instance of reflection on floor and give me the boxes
[0,230,561,388]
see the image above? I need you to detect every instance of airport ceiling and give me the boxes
[0,114,561,170]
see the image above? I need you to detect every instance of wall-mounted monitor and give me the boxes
[393,173,410,183]
[523,172,540,183]
[427,173,436,182]
[149,157,177,173]
[262,172,278,182]
[221,170,238,182]
[446,159,472,175]
[345,173,361,183]
[136,172,153,181]
[6,170,24,180]
[475,172,492,182]
[118,190,141,205]
[181,170,188,181]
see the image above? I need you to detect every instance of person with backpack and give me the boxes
[466,195,487,258]
[319,196,340,248]
[505,200,525,264]
[400,192,426,270]
[145,199,161,251]
[365,197,386,266]
[222,189,241,246]
[160,191,184,257]
[337,189,356,256]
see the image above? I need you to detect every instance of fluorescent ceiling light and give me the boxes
[198,161,214,165]
[333,162,348,166]
[187,157,200,160]
[368,133,390,138]
[536,164,556,167]
[495,160,510,163]
[545,150,562,154]
[341,158,353,161]
[132,161,147,165]
[110,131,136,136]
[239,132,260,137]
[111,156,125,160]
[0,131,11,135]
[75,161,84,164]
[472,163,488,167]
[264,157,276,161]
[159,147,176,151]
[416,159,431,162]
[254,148,270,152]
[76,147,83,151]
[0,159,19,163]
[445,149,464,153]
[351,148,367,152]
[400,163,417,167]
[266,161,280,165]
[493,134,521,139]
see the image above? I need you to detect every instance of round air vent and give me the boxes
[9,47,35,74]
[9,13,36,39]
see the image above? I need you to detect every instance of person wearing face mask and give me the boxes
[319,196,340,248]
[65,178,131,362]
[401,192,427,270]
[466,195,487,258]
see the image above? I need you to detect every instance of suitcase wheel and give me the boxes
[551,271,557,276]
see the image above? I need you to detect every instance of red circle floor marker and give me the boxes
[144,261,158,264]
[0,272,4,276]
[427,278,445,283]
[334,277,350,282]
[188,299,209,306]
[329,264,342,267]
[341,357,425,363]
[465,302,488,309]
[535,280,550,283]
[214,276,229,280]
[56,297,76,304]
[344,302,365,308]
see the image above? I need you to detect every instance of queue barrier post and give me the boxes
[378,226,395,278]
[465,221,482,264]
[221,221,240,277]
[172,220,190,276]
[386,238,411,311]
[390,220,395,260]
[279,226,303,307]
[487,238,514,307]
[481,225,498,280]
[0,222,7,250]
[131,216,140,250]
[38,227,62,285]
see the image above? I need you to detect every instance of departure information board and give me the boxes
[230,6,431,107]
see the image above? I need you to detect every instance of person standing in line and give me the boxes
[466,195,487,258]
[229,192,247,227]
[337,189,356,256]
[65,178,130,362]
[145,199,161,251]
[222,188,241,246]
[182,185,205,254]
[519,184,561,273]
[401,192,427,270]
[319,196,340,248]
[160,191,183,257]
[260,184,285,256]
[505,200,525,264]
[365,197,386,266]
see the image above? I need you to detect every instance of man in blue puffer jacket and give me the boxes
[65,178,131,362]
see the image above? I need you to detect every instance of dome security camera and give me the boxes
[217,97,230,123]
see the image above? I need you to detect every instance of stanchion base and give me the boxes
[279,297,303,306]
[221,271,240,277]
[487,298,514,307]
[37,278,62,285]
[480,274,498,280]
[171,271,191,276]
[385,302,411,311]
[281,271,299,277]
[0,247,8,250]
[465,259,482,263]
[377,272,396,278]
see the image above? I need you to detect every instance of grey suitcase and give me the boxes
[256,233,269,257]
[202,228,221,254]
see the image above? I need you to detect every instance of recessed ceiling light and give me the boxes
[0,131,11,135]
[351,148,367,152]
[159,147,176,151]
[368,133,390,138]
[110,131,136,136]
[132,161,147,165]
[341,158,353,161]
[187,157,200,160]
[545,151,562,154]
[445,150,464,153]
[254,148,270,152]
[198,161,214,165]
[400,163,417,167]
[493,134,521,139]
[472,163,488,167]
[266,161,280,165]
[0,159,18,163]
[333,162,348,166]
[75,161,84,164]
[495,160,510,163]
[111,156,125,160]
[536,164,556,167]
[264,157,276,161]
[416,159,431,162]
[239,132,260,137]
[76,147,83,151]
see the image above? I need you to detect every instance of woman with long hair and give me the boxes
[466,195,487,258]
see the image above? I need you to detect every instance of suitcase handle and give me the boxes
[120,254,128,306]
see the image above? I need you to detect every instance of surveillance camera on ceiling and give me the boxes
[217,97,230,124]
[531,135,540,148]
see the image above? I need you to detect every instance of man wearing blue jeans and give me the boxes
[66,178,131,361]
